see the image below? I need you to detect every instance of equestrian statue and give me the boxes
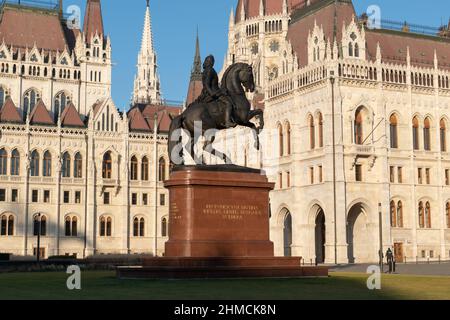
[168,55,264,165]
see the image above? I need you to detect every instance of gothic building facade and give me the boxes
[223,0,450,263]
[0,0,179,258]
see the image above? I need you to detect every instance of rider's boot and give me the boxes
[223,106,237,128]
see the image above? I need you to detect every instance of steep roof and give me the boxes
[0,98,22,123]
[83,0,104,40]
[235,0,306,23]
[365,29,450,70]
[129,104,182,133]
[0,5,73,52]
[287,0,355,67]
[186,80,203,106]
[60,102,85,127]
[29,100,54,125]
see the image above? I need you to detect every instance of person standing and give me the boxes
[386,248,394,273]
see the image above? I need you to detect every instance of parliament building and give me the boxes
[1,0,450,264]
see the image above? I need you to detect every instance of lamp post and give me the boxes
[330,73,337,265]
[378,203,383,270]
[36,213,41,263]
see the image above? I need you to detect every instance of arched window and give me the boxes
[130,156,138,181]
[100,216,112,237]
[33,215,47,236]
[0,148,6,175]
[43,151,52,177]
[348,42,353,57]
[440,119,447,152]
[418,202,424,228]
[162,217,168,237]
[425,202,431,228]
[412,117,420,150]
[354,43,360,57]
[141,156,149,181]
[318,113,324,148]
[158,158,166,182]
[424,117,431,151]
[447,202,450,229]
[0,214,14,236]
[74,153,82,178]
[278,123,284,156]
[397,201,403,228]
[61,152,70,178]
[285,122,291,155]
[30,150,40,177]
[133,216,148,237]
[102,152,112,179]
[309,114,315,149]
[390,114,398,149]
[11,149,19,176]
[354,108,364,145]
[23,89,40,118]
[54,91,70,121]
[390,201,396,227]
[65,216,78,237]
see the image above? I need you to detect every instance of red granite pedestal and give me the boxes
[117,165,328,279]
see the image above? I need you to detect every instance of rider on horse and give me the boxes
[195,55,236,129]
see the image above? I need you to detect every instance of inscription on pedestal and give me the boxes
[202,204,263,221]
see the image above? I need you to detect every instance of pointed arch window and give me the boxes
[11,149,19,176]
[0,149,6,175]
[23,89,39,118]
[100,216,112,237]
[130,156,138,181]
[133,217,145,237]
[440,119,447,152]
[141,156,149,181]
[354,108,364,145]
[162,217,168,237]
[43,151,52,177]
[61,152,70,178]
[318,113,324,148]
[74,153,82,178]
[424,118,431,151]
[30,150,40,177]
[413,117,420,150]
[33,215,47,236]
[0,214,14,236]
[354,43,360,57]
[158,158,166,182]
[446,202,450,229]
[278,123,284,156]
[65,216,78,237]
[397,201,403,228]
[425,202,431,228]
[348,42,354,57]
[418,201,425,228]
[102,152,112,179]
[285,122,291,155]
[308,115,315,149]
[54,92,70,121]
[390,114,398,149]
[390,201,396,227]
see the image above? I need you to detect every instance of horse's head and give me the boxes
[221,63,255,95]
[238,64,255,93]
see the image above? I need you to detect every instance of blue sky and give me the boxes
[66,0,450,110]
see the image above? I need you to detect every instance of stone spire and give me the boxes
[186,32,203,106]
[83,0,104,41]
[190,30,202,82]
[133,0,161,105]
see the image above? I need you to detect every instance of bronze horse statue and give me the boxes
[168,63,263,165]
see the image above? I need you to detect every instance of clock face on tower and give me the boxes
[269,40,279,53]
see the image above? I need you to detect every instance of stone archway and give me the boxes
[347,203,372,263]
[283,212,292,257]
[315,210,326,264]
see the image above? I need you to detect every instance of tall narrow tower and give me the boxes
[133,0,161,105]
[186,31,203,106]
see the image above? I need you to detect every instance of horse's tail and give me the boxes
[168,114,184,165]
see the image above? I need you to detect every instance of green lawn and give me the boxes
[0,271,449,300]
